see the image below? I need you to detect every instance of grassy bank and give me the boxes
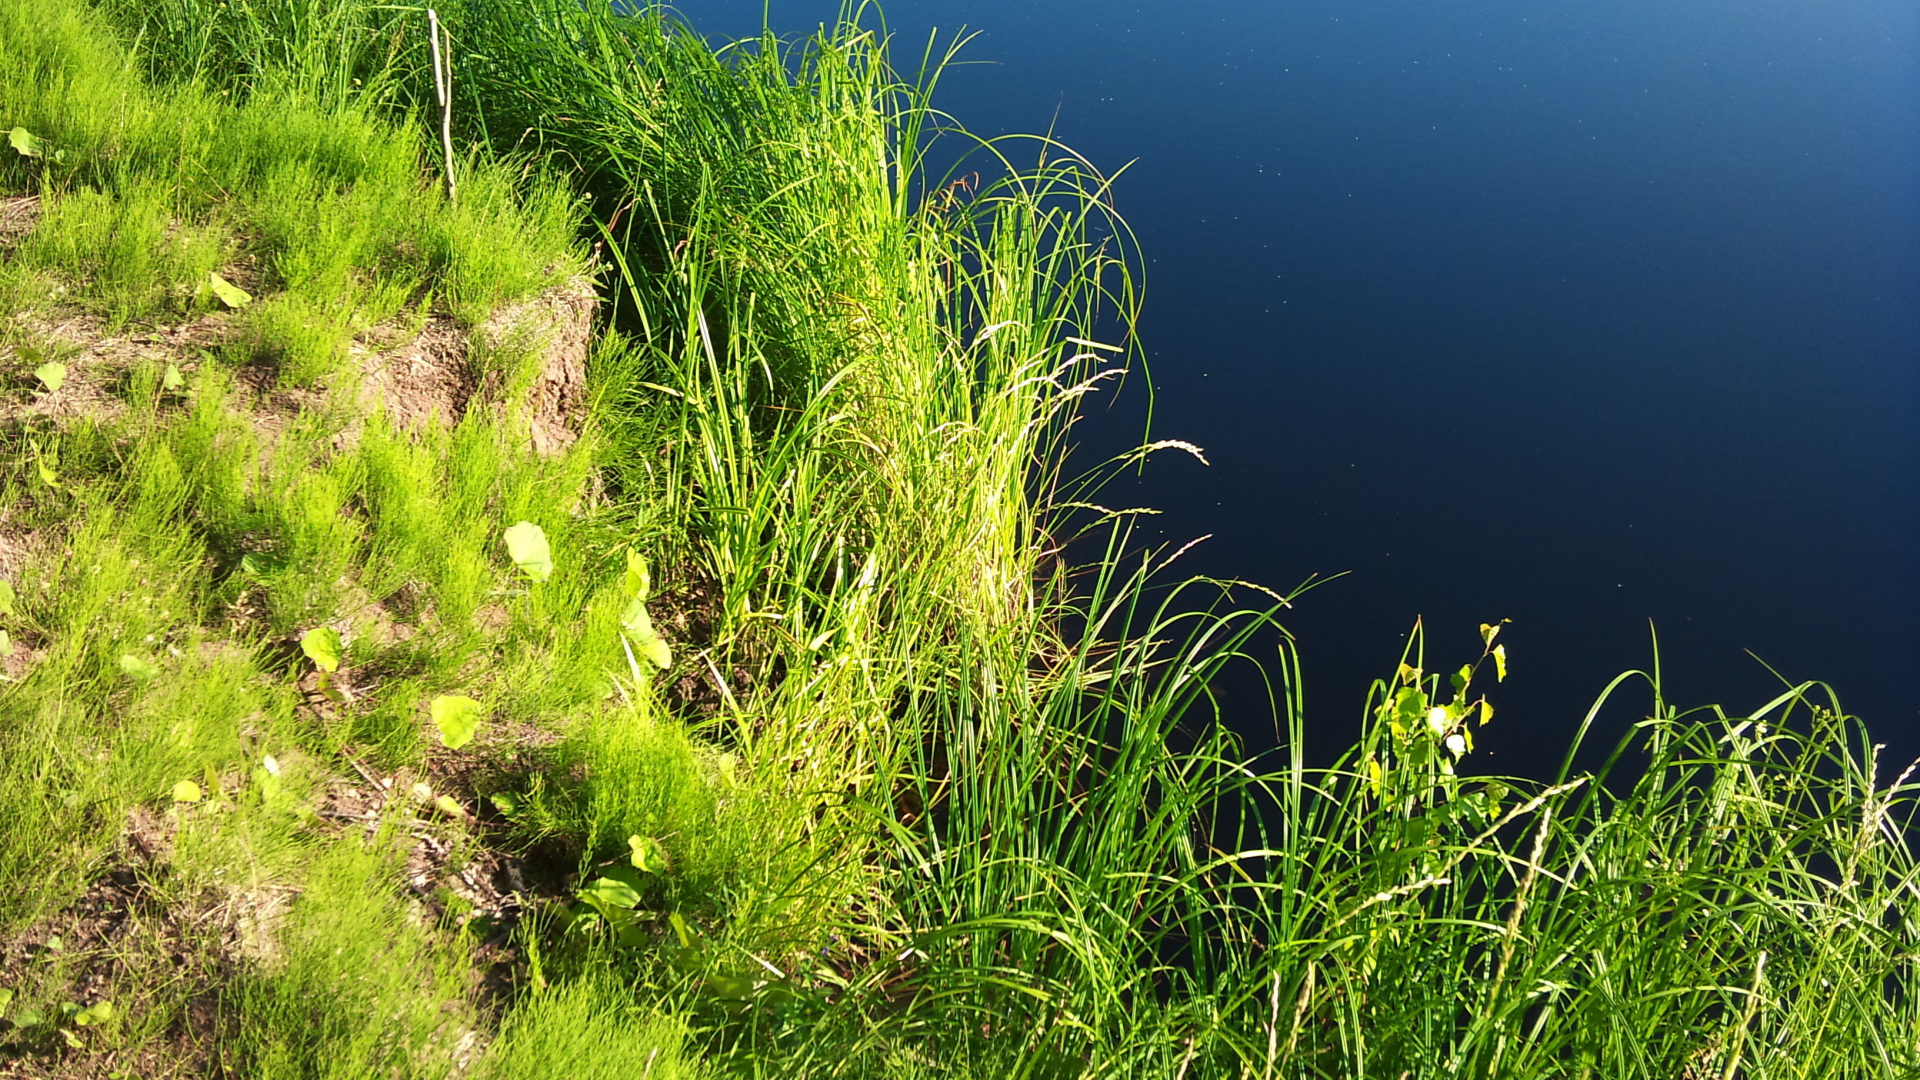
[1,0,1915,1076]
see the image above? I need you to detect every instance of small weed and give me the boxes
[430,693,483,750]
[503,520,552,583]
[299,625,348,702]
[32,361,64,393]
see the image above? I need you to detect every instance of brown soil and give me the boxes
[354,314,475,433]
[486,276,596,458]
[0,196,37,251]
[6,277,596,463]
[0,813,225,1080]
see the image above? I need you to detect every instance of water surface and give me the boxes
[685,0,1920,775]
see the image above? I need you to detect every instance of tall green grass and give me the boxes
[422,5,1920,1075]
[826,605,1920,1076]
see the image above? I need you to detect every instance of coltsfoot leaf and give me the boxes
[503,521,552,582]
[300,626,342,673]
[628,834,667,873]
[207,271,251,309]
[619,597,671,669]
[430,694,484,750]
[34,362,65,393]
[623,548,651,600]
[8,127,44,158]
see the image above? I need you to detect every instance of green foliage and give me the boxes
[477,977,708,1080]
[203,270,252,309]
[430,693,484,750]
[503,520,553,583]
[223,836,478,1077]
[298,626,341,672]
[618,549,670,671]
[9,126,46,159]
[32,361,64,393]
[13,184,230,327]
[0,0,582,341]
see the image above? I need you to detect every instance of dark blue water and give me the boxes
[687,0,1920,775]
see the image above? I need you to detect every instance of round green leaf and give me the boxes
[503,521,553,582]
[300,626,342,673]
[171,780,203,803]
[431,694,484,750]
[119,653,160,680]
[33,362,65,394]
[8,127,44,159]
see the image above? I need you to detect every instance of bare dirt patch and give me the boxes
[0,522,38,580]
[0,817,225,1080]
[355,315,475,433]
[9,276,595,468]
[486,276,596,458]
[0,523,46,681]
[0,196,38,251]
[347,275,597,455]
[1,310,229,426]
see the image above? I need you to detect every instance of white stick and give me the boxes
[428,8,456,202]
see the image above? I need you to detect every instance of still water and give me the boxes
[683,0,1920,776]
